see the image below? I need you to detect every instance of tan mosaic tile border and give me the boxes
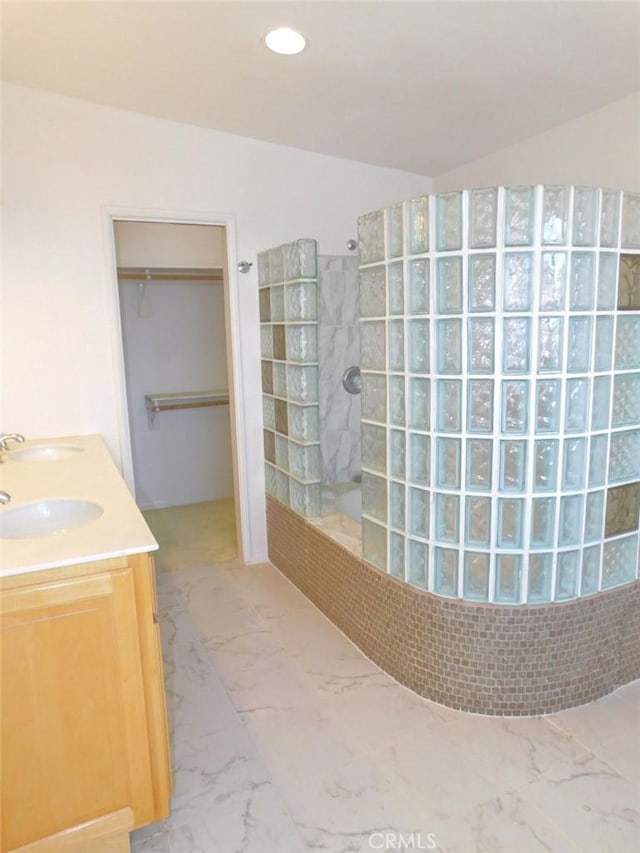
[267,496,640,715]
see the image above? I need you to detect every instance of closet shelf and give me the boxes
[145,390,230,414]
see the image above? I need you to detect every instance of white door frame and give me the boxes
[102,206,254,564]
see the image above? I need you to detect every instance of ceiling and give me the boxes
[2,1,640,177]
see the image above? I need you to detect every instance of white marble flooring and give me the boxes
[132,558,640,853]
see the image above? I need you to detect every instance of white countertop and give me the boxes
[0,435,158,578]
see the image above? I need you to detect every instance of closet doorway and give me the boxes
[113,220,238,569]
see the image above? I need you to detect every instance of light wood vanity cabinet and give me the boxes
[0,552,171,853]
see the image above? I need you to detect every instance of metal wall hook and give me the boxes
[237,261,253,274]
[346,240,358,251]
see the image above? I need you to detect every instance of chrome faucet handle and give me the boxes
[0,490,11,504]
[0,433,25,451]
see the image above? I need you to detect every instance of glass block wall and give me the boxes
[259,239,321,517]
[358,186,640,603]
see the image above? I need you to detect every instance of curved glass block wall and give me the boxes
[358,186,640,604]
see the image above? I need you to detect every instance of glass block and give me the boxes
[497,498,524,548]
[502,380,529,434]
[390,481,405,530]
[358,210,385,265]
[466,438,492,491]
[264,429,276,465]
[287,403,319,443]
[273,324,286,361]
[500,440,527,491]
[464,552,490,601]
[528,553,553,602]
[559,495,583,546]
[556,551,579,600]
[538,317,562,372]
[609,429,640,482]
[289,442,320,483]
[287,240,317,280]
[437,319,462,374]
[408,377,429,429]
[436,192,462,251]
[409,487,429,539]
[584,490,604,542]
[541,186,569,245]
[465,496,491,547]
[573,187,598,246]
[619,255,640,310]
[261,360,273,395]
[535,380,561,433]
[387,202,404,259]
[265,462,277,497]
[562,437,587,490]
[359,266,387,318]
[605,482,640,537]
[390,375,405,426]
[597,253,618,309]
[362,471,387,523]
[408,259,429,314]
[436,257,463,314]
[600,190,621,248]
[470,187,497,248]
[593,316,613,372]
[615,316,640,369]
[409,433,430,485]
[259,288,271,322]
[408,196,429,254]
[505,186,535,246]
[390,429,406,480]
[467,380,494,432]
[435,493,459,543]
[286,325,318,364]
[388,261,404,315]
[390,532,405,579]
[408,539,428,589]
[276,469,290,505]
[567,317,592,373]
[569,253,595,310]
[270,245,285,283]
[260,324,273,359]
[289,480,320,518]
[275,434,289,472]
[287,365,318,404]
[360,321,386,371]
[589,433,608,487]
[262,394,275,430]
[408,318,430,373]
[436,437,461,488]
[437,379,462,432]
[362,518,387,571]
[534,439,558,491]
[362,423,387,475]
[273,361,287,398]
[612,373,640,426]
[388,319,404,372]
[285,281,317,321]
[496,555,522,604]
[468,318,494,374]
[581,545,601,595]
[258,250,270,287]
[602,534,638,588]
[275,397,288,436]
[434,548,458,597]
[362,373,387,423]
[503,318,530,373]
[468,254,496,312]
[531,498,555,548]
[591,377,611,431]
[540,252,567,310]
[503,253,533,311]
[621,192,640,249]
[565,378,589,433]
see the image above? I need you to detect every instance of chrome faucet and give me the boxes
[0,490,11,504]
[0,433,25,451]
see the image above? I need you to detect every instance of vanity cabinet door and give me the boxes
[0,567,155,851]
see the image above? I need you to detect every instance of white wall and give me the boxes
[433,92,640,192]
[1,83,429,561]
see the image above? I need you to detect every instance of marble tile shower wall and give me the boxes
[358,186,640,604]
[318,255,361,484]
[259,239,321,517]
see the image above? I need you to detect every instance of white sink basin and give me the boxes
[0,499,104,539]
[10,445,85,462]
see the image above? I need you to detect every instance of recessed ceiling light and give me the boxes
[265,27,306,55]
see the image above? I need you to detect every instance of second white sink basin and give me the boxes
[0,499,104,539]
[10,445,84,462]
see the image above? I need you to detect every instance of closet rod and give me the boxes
[118,266,224,282]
